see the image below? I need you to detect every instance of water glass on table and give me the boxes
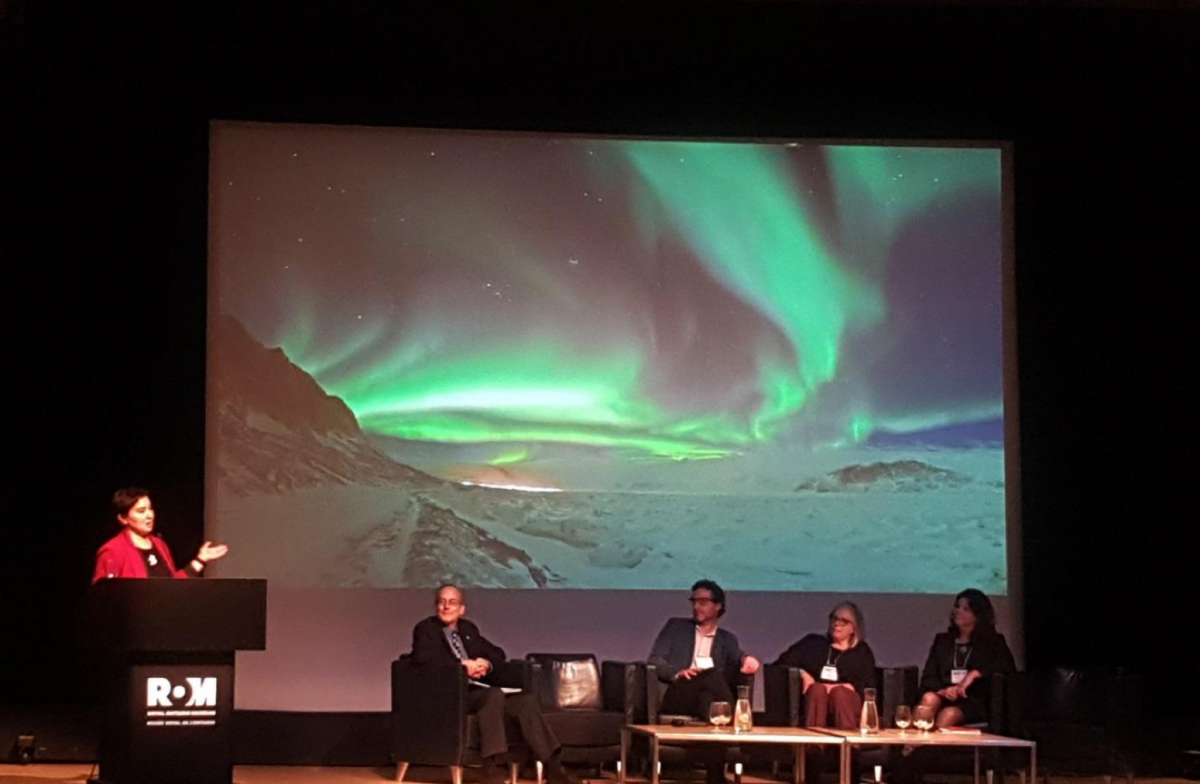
[894,705,912,733]
[913,705,935,734]
[709,701,732,730]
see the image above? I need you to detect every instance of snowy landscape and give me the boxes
[210,316,1006,594]
[208,129,1010,598]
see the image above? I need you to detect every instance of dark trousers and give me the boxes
[805,684,863,729]
[660,670,734,784]
[660,668,735,719]
[470,686,561,761]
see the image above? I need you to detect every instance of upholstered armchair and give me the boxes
[640,662,756,776]
[392,655,533,784]
[1005,666,1144,782]
[759,664,916,779]
[526,653,644,774]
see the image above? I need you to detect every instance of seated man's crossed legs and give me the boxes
[471,687,580,784]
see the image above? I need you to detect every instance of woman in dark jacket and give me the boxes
[775,601,876,728]
[918,588,1015,727]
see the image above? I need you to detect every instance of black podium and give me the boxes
[85,579,267,784]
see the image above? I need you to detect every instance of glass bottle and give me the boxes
[733,684,753,733]
[860,687,880,735]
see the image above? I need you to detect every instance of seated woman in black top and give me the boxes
[774,601,876,729]
[918,588,1015,728]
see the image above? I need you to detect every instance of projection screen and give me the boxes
[207,121,1019,710]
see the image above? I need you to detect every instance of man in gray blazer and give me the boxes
[648,580,761,783]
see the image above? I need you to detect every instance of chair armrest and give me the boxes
[1108,669,1144,735]
[492,658,532,690]
[735,670,757,692]
[1002,670,1030,736]
[986,672,1008,733]
[602,660,646,724]
[878,666,918,729]
[393,658,468,712]
[762,664,802,727]
[643,663,665,724]
[392,658,470,765]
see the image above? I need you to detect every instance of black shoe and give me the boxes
[479,759,508,784]
[546,757,583,784]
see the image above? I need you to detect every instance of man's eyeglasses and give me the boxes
[437,599,462,607]
[690,597,716,605]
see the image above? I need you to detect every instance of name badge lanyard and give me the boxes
[951,644,973,685]
[820,646,842,682]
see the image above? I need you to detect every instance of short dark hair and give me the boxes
[112,487,150,518]
[948,588,998,638]
[691,579,726,617]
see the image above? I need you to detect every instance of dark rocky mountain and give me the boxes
[210,314,445,495]
[795,459,972,492]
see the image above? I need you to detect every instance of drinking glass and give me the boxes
[709,701,732,731]
[913,705,935,734]
[894,705,912,733]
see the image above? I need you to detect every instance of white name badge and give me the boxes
[820,665,839,682]
[695,657,714,670]
[951,669,968,685]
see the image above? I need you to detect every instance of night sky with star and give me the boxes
[211,122,1005,471]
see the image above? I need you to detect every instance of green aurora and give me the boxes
[225,139,1001,460]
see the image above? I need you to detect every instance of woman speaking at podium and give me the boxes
[92,487,229,582]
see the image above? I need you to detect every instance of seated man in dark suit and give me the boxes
[648,579,761,784]
[410,584,579,784]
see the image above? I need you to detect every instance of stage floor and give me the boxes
[0,765,553,783]
[0,768,1197,784]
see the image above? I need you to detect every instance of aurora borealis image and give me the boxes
[208,122,1009,593]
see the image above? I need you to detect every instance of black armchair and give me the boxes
[392,655,533,784]
[1006,667,1143,782]
[641,663,756,777]
[976,672,1012,733]
[871,671,1014,783]
[761,665,916,780]
[526,653,644,773]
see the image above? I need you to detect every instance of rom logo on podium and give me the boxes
[142,672,222,727]
[147,676,218,707]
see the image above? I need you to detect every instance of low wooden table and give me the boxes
[620,724,844,784]
[814,728,1036,784]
